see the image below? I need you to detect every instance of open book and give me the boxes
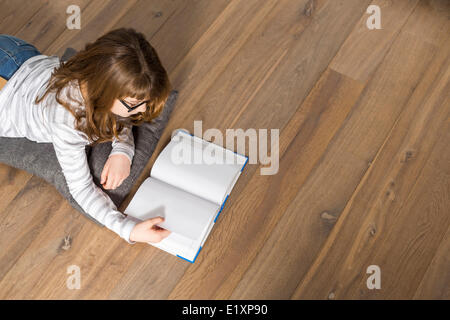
[124,129,248,263]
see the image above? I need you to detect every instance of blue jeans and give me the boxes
[0,34,41,80]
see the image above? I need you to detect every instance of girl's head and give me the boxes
[36,28,172,145]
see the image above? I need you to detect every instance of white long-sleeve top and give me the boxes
[0,54,140,244]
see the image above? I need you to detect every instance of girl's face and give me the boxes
[110,97,149,117]
[79,81,148,118]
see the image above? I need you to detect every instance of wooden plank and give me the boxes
[224,18,439,299]
[13,0,90,53]
[0,0,46,35]
[147,0,233,75]
[289,1,450,299]
[113,0,187,47]
[44,0,183,57]
[414,225,450,299]
[162,0,311,146]
[28,209,129,299]
[166,0,375,299]
[0,201,86,299]
[44,0,140,56]
[0,166,32,226]
[228,0,371,134]
[166,68,364,299]
[291,40,450,299]
[330,0,419,82]
[160,0,291,107]
[401,0,450,47]
[0,175,65,293]
[351,118,450,299]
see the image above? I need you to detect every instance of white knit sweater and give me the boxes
[0,54,140,244]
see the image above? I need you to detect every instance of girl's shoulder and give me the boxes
[19,55,61,80]
[50,111,91,147]
[50,94,90,146]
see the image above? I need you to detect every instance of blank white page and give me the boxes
[124,177,219,241]
[151,130,247,205]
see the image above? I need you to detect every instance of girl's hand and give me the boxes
[130,217,171,243]
[101,154,131,189]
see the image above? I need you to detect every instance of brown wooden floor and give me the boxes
[0,0,448,299]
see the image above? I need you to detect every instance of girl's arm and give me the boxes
[109,123,134,165]
[51,120,140,243]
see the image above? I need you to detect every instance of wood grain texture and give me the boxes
[45,0,139,56]
[0,0,46,35]
[292,40,450,300]
[0,0,448,299]
[14,0,91,52]
[0,175,66,296]
[168,0,372,299]
[168,67,365,299]
[330,0,419,82]
[414,225,450,299]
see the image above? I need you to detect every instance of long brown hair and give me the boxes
[35,28,172,146]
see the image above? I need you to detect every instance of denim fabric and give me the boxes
[0,34,41,80]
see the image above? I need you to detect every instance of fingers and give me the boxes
[103,175,114,189]
[102,175,125,190]
[145,217,164,228]
[151,216,165,224]
[100,162,109,185]
[151,224,171,242]
[116,178,125,189]
[114,177,125,189]
[141,216,165,228]
[151,217,171,239]
[101,158,130,190]
[133,217,171,243]
[108,176,119,190]
[156,228,171,239]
